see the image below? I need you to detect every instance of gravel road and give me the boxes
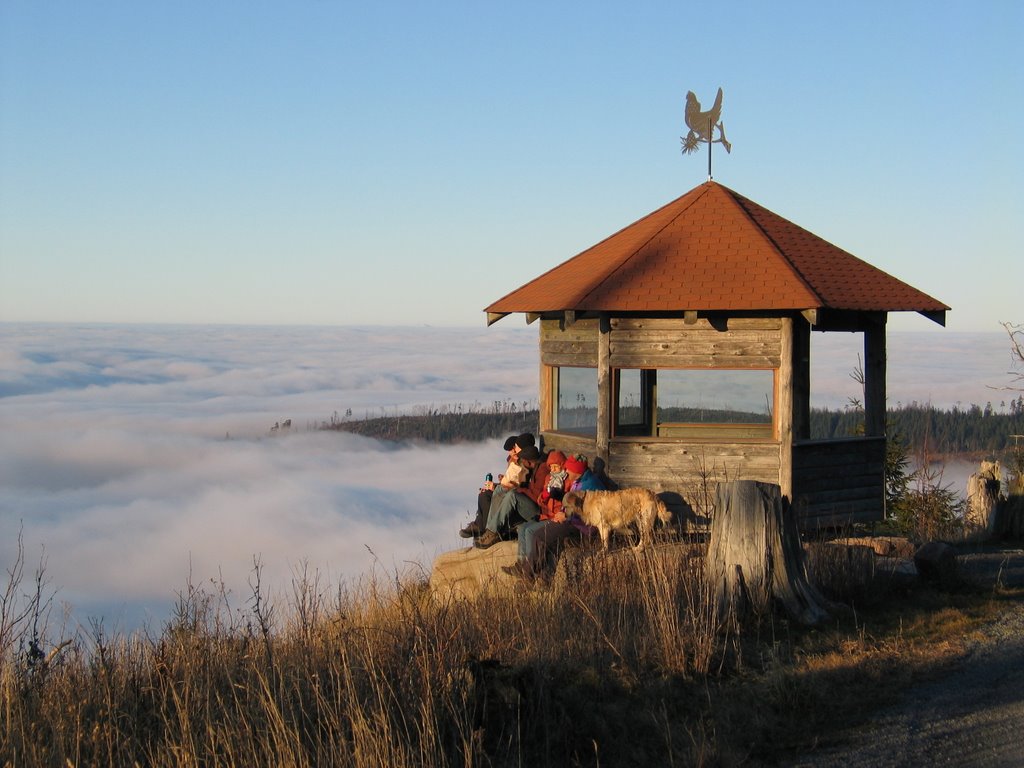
[791,547,1024,767]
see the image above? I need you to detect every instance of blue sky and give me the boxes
[1,1,1020,330]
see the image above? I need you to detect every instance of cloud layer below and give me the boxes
[0,323,1013,630]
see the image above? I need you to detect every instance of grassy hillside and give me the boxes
[2,534,1017,767]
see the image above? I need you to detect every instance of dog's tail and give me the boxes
[654,495,672,525]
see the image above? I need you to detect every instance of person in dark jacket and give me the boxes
[459,433,535,539]
[474,444,547,549]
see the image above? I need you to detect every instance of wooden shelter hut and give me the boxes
[485,181,949,527]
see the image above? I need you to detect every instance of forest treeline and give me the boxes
[323,397,1024,456]
[813,399,1024,455]
[320,402,538,445]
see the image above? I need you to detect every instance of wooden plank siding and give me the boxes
[540,318,598,367]
[793,437,886,527]
[538,315,885,530]
[608,441,781,490]
[540,317,784,369]
[540,432,597,463]
[607,317,783,369]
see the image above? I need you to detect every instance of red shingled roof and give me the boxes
[485,181,949,321]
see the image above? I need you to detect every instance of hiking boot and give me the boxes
[474,530,501,549]
[501,560,536,582]
[459,521,482,539]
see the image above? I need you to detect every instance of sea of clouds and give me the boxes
[0,323,1014,632]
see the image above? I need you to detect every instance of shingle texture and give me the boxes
[485,182,949,316]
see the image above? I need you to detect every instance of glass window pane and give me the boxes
[656,369,774,423]
[617,368,644,426]
[556,367,597,435]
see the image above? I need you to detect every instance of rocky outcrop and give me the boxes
[430,541,518,600]
[914,541,959,585]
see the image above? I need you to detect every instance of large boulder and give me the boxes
[913,541,959,585]
[430,541,518,600]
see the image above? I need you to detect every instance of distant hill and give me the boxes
[323,400,1024,458]
[321,404,538,444]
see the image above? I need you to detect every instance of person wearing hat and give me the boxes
[501,449,566,577]
[459,433,538,539]
[502,453,605,581]
[474,443,548,549]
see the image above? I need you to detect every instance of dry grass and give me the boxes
[0,534,1014,767]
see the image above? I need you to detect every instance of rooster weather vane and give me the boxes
[680,87,731,179]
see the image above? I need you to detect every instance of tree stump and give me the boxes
[705,480,831,627]
[991,495,1024,540]
[966,461,1001,539]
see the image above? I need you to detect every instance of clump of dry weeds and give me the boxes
[0,531,1010,767]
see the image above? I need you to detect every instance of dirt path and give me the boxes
[792,548,1024,767]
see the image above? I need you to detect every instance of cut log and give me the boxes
[706,480,831,626]
[966,460,1001,539]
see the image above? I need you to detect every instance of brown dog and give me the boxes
[561,488,672,550]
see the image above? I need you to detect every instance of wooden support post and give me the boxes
[792,315,811,441]
[864,315,887,438]
[539,364,554,433]
[596,316,611,465]
[778,317,795,501]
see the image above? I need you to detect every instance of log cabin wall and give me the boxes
[539,316,786,525]
[606,317,784,369]
[540,317,599,367]
[792,436,886,526]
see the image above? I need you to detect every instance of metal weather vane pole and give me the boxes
[680,87,732,180]
[708,117,713,179]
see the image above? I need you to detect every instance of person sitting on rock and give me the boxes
[459,433,535,539]
[540,454,568,503]
[502,453,605,581]
[474,444,547,549]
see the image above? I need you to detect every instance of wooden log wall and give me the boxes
[540,316,786,368]
[540,316,789,525]
[541,432,598,464]
[539,315,885,529]
[792,437,885,526]
[608,441,781,491]
[607,317,784,369]
[540,318,599,367]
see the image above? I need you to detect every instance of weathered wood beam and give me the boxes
[864,315,887,438]
[596,316,611,465]
[921,310,946,326]
[801,309,818,326]
[526,312,541,325]
[486,312,508,326]
[792,315,811,441]
[779,317,794,500]
[539,364,553,433]
[563,310,576,328]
